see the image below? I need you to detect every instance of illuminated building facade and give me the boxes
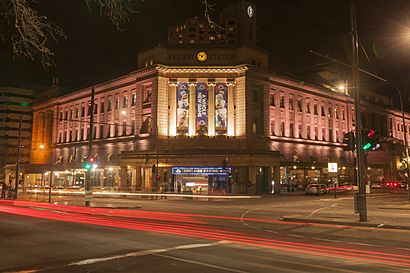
[23,1,410,194]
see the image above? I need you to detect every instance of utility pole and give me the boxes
[85,86,95,206]
[14,116,22,199]
[351,1,367,221]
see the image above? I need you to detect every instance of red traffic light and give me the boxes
[367,129,375,138]
[89,157,95,162]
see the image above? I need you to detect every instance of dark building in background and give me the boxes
[0,87,34,185]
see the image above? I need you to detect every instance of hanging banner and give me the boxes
[176,82,189,134]
[196,82,208,135]
[215,83,228,133]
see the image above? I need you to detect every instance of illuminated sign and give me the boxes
[328,162,338,173]
[172,167,232,175]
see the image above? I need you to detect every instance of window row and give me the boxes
[270,93,346,120]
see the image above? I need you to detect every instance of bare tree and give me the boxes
[0,0,142,68]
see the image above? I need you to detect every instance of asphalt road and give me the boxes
[0,193,409,273]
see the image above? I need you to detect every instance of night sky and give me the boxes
[1,0,409,99]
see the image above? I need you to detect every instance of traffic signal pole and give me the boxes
[351,1,367,222]
[85,86,95,207]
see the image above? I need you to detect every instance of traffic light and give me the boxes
[362,129,380,152]
[343,131,355,151]
[84,161,92,170]
[152,164,156,174]
[228,172,233,180]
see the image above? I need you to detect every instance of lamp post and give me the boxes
[14,116,22,199]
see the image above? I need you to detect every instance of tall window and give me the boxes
[131,94,136,106]
[123,94,128,108]
[115,96,120,110]
[289,98,294,110]
[297,97,302,111]
[100,101,105,113]
[107,96,112,111]
[87,102,91,116]
[280,96,285,108]
[306,102,310,113]
[270,94,275,106]
[122,122,127,135]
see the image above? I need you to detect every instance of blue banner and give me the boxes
[196,82,208,135]
[215,83,228,132]
[177,83,189,133]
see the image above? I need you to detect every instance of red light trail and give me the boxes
[0,201,409,269]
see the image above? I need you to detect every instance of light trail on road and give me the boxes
[1,202,410,269]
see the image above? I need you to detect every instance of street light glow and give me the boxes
[39,144,45,149]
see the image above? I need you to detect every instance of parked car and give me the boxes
[382,181,405,189]
[305,184,328,195]
[371,181,382,189]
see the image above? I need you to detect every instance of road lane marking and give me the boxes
[313,238,342,243]
[288,234,304,238]
[69,241,228,266]
[14,241,228,272]
[155,254,250,273]
[303,203,339,218]
[395,247,410,251]
[347,242,379,247]
[265,229,278,234]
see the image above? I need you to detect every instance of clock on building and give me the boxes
[197,51,208,62]
[247,5,254,18]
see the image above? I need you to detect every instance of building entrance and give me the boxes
[172,166,231,195]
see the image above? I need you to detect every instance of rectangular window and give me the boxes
[122,122,127,135]
[75,108,79,118]
[280,97,285,108]
[59,112,63,121]
[114,123,119,136]
[94,103,98,114]
[270,94,275,106]
[99,125,104,139]
[100,101,105,113]
[131,94,136,106]
[81,106,85,117]
[107,96,112,111]
[64,110,68,120]
[289,98,294,110]
[290,123,294,137]
[131,121,135,135]
[314,104,318,115]
[306,102,310,113]
[321,106,325,117]
[297,98,302,112]
[87,102,91,116]
[115,97,120,110]
[123,95,128,108]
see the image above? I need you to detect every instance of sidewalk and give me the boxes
[281,193,410,230]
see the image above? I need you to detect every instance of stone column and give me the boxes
[188,79,196,137]
[272,166,281,194]
[227,80,235,136]
[168,79,177,136]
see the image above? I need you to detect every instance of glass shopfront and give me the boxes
[172,166,232,194]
